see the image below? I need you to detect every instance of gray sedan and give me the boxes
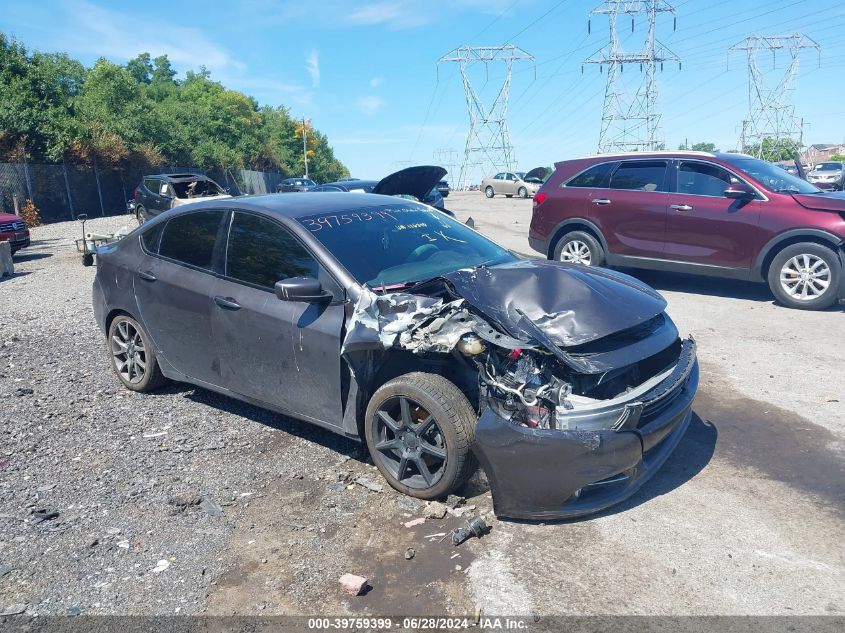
[92,193,697,519]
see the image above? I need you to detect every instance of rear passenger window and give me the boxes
[226,212,319,289]
[677,161,736,197]
[609,161,668,192]
[143,178,159,192]
[140,222,164,253]
[158,210,224,270]
[566,163,615,188]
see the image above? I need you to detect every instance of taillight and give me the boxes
[533,192,548,207]
[134,190,139,199]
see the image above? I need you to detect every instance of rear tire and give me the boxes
[365,372,477,500]
[767,242,841,310]
[108,315,169,392]
[484,186,494,198]
[136,206,149,225]
[553,230,605,267]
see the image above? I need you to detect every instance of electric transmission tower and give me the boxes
[438,45,535,189]
[432,147,459,182]
[729,34,820,161]
[585,1,680,153]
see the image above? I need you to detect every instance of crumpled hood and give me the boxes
[792,191,845,212]
[441,259,667,347]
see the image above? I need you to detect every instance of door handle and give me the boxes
[214,295,242,311]
[670,204,693,212]
[591,198,612,205]
[137,270,157,282]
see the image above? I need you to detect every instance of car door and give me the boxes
[133,209,227,385]
[594,159,669,259]
[504,173,519,195]
[211,210,346,427]
[664,160,763,269]
[142,178,159,213]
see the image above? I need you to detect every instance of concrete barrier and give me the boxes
[0,240,13,277]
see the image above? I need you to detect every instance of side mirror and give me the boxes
[274,276,331,302]
[77,213,88,221]
[724,184,754,200]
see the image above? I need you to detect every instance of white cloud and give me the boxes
[356,95,386,115]
[348,2,432,29]
[306,49,320,88]
[369,76,384,88]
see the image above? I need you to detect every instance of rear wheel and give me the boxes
[768,242,841,310]
[553,230,605,266]
[108,315,168,392]
[484,186,494,198]
[517,187,528,198]
[365,372,477,500]
[136,205,150,225]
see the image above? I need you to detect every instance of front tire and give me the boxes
[517,187,528,198]
[553,230,605,266]
[484,186,494,198]
[108,315,169,392]
[767,242,841,310]
[365,372,477,500]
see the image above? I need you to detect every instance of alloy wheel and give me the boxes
[559,239,592,265]
[111,320,147,384]
[779,254,831,301]
[373,396,447,489]
[485,187,494,198]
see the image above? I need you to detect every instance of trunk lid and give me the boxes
[373,166,447,201]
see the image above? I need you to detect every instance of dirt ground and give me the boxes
[0,196,842,620]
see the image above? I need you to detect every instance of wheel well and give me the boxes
[759,235,842,281]
[549,222,605,258]
[105,309,133,333]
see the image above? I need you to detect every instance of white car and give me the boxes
[480,170,544,198]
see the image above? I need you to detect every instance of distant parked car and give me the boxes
[312,166,450,214]
[277,177,316,193]
[0,212,30,255]
[436,180,450,198]
[807,162,845,191]
[529,150,845,310]
[480,172,541,198]
[133,174,231,224]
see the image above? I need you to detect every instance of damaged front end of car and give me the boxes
[342,260,699,520]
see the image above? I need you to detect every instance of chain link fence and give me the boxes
[0,162,287,223]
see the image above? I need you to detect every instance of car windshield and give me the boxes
[297,203,517,287]
[722,156,820,194]
[816,163,842,171]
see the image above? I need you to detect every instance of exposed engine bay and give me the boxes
[342,264,690,434]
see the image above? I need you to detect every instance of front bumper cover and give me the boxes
[472,338,699,520]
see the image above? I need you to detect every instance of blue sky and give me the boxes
[1,0,844,181]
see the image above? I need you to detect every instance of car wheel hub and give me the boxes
[560,240,592,265]
[779,254,831,301]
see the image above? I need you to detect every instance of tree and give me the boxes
[678,141,719,152]
[830,154,845,162]
[744,137,801,162]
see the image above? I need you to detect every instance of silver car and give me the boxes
[806,161,845,191]
[480,172,541,198]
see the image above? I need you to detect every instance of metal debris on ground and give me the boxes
[338,573,369,595]
[199,498,223,517]
[354,477,384,493]
[451,516,490,546]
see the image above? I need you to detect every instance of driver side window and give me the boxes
[678,161,737,198]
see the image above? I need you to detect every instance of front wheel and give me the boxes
[553,230,605,266]
[517,187,528,198]
[767,242,841,310]
[484,186,494,198]
[365,372,477,500]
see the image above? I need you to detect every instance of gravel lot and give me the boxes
[1,200,843,619]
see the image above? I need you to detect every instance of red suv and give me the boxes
[0,212,30,255]
[529,152,845,310]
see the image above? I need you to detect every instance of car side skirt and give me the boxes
[605,254,757,281]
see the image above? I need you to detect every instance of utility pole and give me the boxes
[438,45,535,189]
[585,0,680,153]
[729,34,819,161]
[301,117,310,178]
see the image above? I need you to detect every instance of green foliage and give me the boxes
[743,137,801,163]
[829,154,845,162]
[0,34,348,183]
[677,141,719,152]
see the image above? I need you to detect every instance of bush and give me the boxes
[20,199,41,228]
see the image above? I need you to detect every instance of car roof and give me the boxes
[160,192,426,220]
[558,150,754,164]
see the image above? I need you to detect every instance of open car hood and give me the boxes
[373,166,447,201]
[441,259,667,347]
[523,166,549,182]
[792,191,845,212]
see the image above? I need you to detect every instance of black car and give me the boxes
[436,180,450,198]
[277,177,317,193]
[313,166,448,212]
[133,174,230,223]
[92,193,698,520]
